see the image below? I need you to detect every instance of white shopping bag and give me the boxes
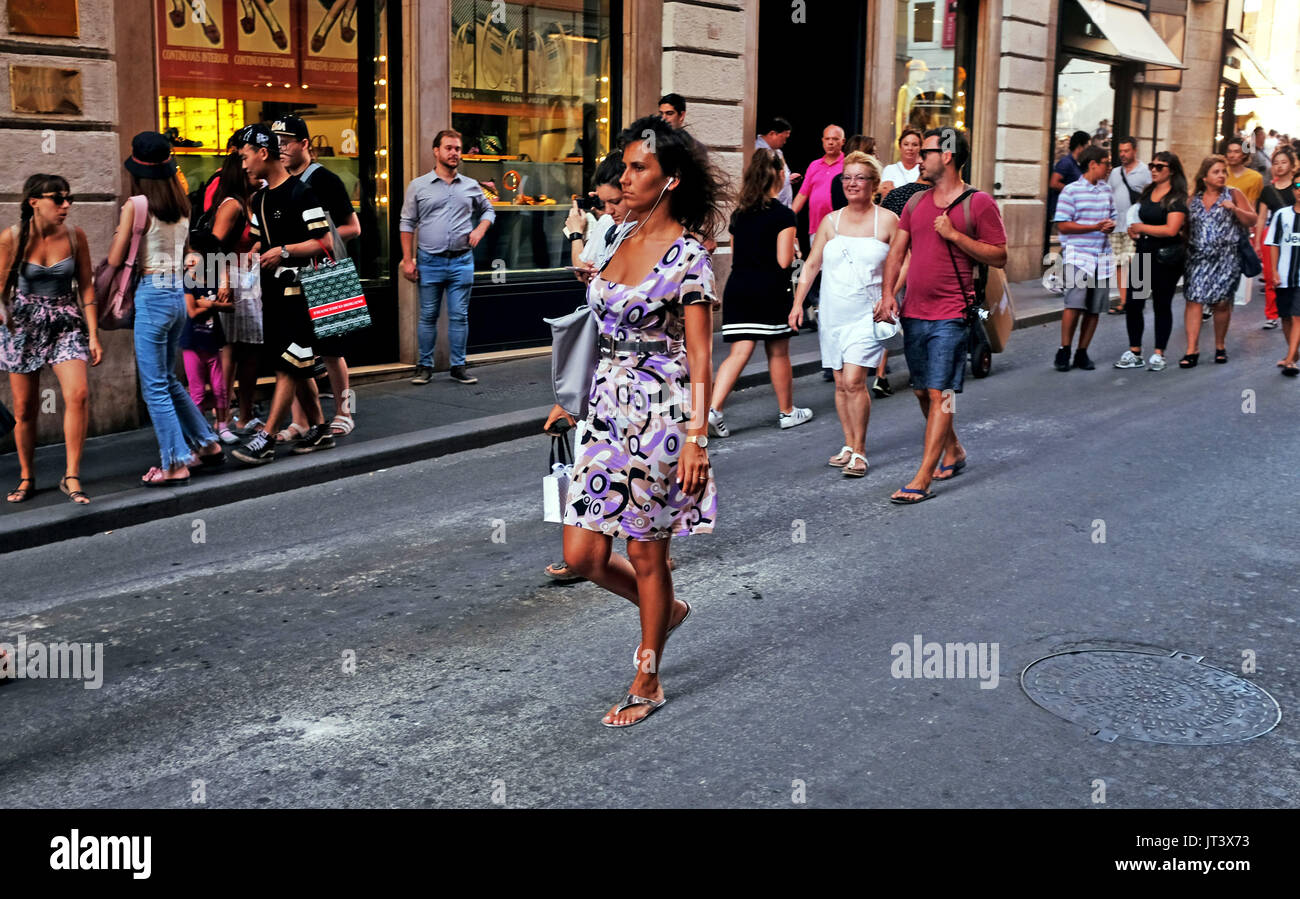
[542,430,574,523]
[1234,275,1253,306]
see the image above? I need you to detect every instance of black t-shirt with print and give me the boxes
[249,175,330,268]
[296,164,358,258]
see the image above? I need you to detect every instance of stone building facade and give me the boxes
[1,0,1251,450]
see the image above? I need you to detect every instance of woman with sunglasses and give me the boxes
[1116,152,1187,372]
[789,152,899,478]
[0,174,101,504]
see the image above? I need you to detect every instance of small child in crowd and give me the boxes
[181,287,238,442]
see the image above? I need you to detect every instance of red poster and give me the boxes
[942,0,958,49]
[158,1,355,106]
[301,0,360,99]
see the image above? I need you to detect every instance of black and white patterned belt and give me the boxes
[599,334,668,357]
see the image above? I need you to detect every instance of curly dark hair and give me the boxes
[618,116,729,239]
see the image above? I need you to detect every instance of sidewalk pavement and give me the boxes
[1,279,1065,553]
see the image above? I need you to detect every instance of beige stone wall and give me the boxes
[991,0,1057,282]
[659,0,750,291]
[1163,0,1227,168]
[0,0,141,450]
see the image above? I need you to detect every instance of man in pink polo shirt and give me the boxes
[792,124,846,237]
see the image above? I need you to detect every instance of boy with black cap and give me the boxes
[273,115,364,438]
[230,122,335,465]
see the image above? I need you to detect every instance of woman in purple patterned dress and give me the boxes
[544,117,727,728]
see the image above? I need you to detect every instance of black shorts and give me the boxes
[1277,286,1300,318]
[261,276,320,380]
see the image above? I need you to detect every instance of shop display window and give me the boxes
[892,0,971,152]
[449,0,614,277]
[155,0,392,279]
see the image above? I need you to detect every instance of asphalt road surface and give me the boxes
[3,307,1297,808]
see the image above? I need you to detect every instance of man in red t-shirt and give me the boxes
[877,128,1007,504]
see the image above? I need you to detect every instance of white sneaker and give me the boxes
[1147,352,1167,371]
[707,408,730,438]
[1114,350,1145,369]
[778,407,814,429]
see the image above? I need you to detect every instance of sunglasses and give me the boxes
[40,192,73,205]
[919,148,944,159]
[839,175,875,184]
[1148,163,1168,171]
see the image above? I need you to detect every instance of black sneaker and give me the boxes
[449,365,478,385]
[292,424,336,454]
[410,366,433,385]
[232,430,275,465]
[1054,347,1071,372]
[1073,348,1095,370]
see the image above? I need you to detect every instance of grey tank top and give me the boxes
[18,255,75,296]
[12,224,78,296]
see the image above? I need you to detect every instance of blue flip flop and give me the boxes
[934,459,967,480]
[890,487,935,505]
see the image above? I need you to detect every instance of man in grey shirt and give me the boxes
[755,115,800,207]
[1106,136,1150,313]
[400,129,495,384]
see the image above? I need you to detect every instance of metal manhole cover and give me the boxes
[1020,649,1281,744]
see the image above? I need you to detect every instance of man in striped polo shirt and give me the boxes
[1053,146,1116,371]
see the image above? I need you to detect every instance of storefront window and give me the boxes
[892,0,971,152]
[449,0,614,277]
[1053,57,1115,161]
[155,0,391,278]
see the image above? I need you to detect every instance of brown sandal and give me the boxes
[7,477,35,503]
[60,475,91,505]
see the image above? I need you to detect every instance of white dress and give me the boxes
[817,208,894,370]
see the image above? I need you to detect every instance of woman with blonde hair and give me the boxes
[789,151,899,478]
[707,148,812,438]
[1181,154,1256,367]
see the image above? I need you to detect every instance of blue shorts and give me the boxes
[903,317,967,394]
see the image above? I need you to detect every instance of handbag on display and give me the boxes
[542,425,574,524]
[93,195,148,330]
[544,303,599,419]
[298,213,371,339]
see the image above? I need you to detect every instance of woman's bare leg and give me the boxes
[765,338,794,413]
[603,537,673,726]
[6,371,41,482]
[50,360,90,478]
[711,340,754,412]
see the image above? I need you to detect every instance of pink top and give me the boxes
[898,190,1007,320]
[798,154,844,235]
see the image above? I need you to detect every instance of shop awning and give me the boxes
[1226,33,1283,98]
[1068,0,1185,69]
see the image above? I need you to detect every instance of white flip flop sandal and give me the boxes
[842,452,869,478]
[602,693,666,728]
[828,445,854,467]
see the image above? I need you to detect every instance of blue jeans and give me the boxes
[417,249,474,368]
[133,280,218,469]
[902,317,968,394]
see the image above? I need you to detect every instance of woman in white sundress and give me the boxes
[790,151,899,478]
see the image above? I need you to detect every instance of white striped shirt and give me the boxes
[1265,206,1300,289]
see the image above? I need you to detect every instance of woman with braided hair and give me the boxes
[0,174,101,504]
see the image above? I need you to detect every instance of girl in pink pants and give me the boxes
[182,289,236,442]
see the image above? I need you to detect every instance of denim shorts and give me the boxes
[903,317,967,394]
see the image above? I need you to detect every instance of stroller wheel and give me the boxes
[971,343,992,378]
